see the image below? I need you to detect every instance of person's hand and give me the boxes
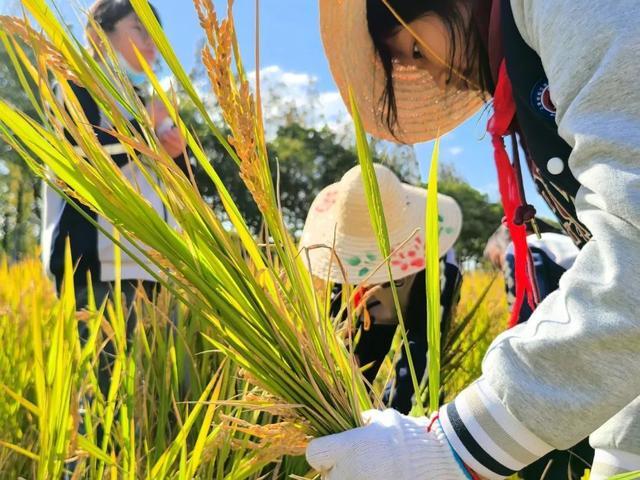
[485,242,506,270]
[147,98,169,130]
[483,224,511,270]
[305,409,469,480]
[158,127,186,159]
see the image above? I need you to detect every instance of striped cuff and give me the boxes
[590,449,640,480]
[439,377,554,479]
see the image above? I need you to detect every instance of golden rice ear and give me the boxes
[1,0,372,449]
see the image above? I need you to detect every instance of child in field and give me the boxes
[41,0,188,397]
[300,164,463,414]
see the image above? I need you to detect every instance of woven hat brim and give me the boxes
[319,0,484,144]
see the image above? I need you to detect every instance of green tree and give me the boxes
[269,122,366,233]
[437,163,503,262]
[0,40,41,259]
[178,72,418,235]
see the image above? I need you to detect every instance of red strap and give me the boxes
[427,414,440,432]
[354,285,368,307]
[487,61,516,134]
[487,0,504,81]
[466,467,482,480]
[474,0,502,82]
[488,61,538,328]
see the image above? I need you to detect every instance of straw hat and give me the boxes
[299,164,462,285]
[319,0,483,143]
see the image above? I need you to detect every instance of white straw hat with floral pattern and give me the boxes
[299,164,462,285]
[319,0,483,144]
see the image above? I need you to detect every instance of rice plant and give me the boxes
[0,255,57,476]
[0,248,316,478]
[609,472,640,480]
[0,0,374,461]
[0,249,561,479]
[0,0,504,477]
[442,271,508,399]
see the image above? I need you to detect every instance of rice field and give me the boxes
[1,1,636,479]
[0,255,508,478]
[0,0,549,475]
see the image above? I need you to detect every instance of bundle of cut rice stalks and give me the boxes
[0,0,366,447]
[0,0,444,468]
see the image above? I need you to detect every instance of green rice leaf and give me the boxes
[425,139,441,413]
[348,86,424,416]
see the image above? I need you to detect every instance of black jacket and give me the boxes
[502,0,592,248]
[43,83,188,287]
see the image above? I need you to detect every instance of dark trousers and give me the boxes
[56,278,157,402]
[519,438,594,480]
[355,320,427,415]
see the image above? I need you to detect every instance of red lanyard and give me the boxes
[489,61,540,327]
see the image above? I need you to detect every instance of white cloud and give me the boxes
[447,146,464,156]
[248,66,311,93]
[315,91,350,133]
[159,65,351,139]
[247,65,350,138]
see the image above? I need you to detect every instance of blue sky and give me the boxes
[0,0,552,217]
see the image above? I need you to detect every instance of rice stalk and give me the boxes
[608,472,640,480]
[0,0,370,454]
[348,86,435,416]
[424,139,441,412]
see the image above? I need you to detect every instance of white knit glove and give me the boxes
[306,409,470,480]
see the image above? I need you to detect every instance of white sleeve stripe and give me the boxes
[476,378,554,456]
[456,390,529,470]
[593,449,640,471]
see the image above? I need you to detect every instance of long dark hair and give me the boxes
[366,0,493,135]
[87,0,161,32]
